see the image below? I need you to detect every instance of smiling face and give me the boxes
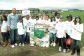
[26,15,30,20]
[43,15,49,20]
[76,18,80,23]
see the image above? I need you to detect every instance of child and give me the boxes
[49,20,56,47]
[0,14,9,47]
[17,16,25,46]
[55,17,66,52]
[70,16,83,56]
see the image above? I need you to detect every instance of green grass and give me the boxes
[0,10,84,56]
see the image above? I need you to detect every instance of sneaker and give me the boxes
[11,45,15,48]
[15,43,17,46]
[30,44,34,46]
[22,43,24,46]
[67,49,70,52]
[59,47,62,52]
[71,52,75,55]
[53,43,56,47]
[63,49,66,53]
[50,43,53,46]
[19,43,21,46]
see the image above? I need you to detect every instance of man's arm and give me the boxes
[7,14,11,31]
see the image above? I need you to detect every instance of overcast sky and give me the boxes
[0,0,84,10]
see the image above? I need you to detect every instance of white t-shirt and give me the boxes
[29,19,36,32]
[23,17,30,32]
[71,23,83,40]
[36,19,44,24]
[17,22,25,35]
[64,21,73,36]
[1,21,8,32]
[49,21,56,33]
[55,22,66,38]
[55,17,60,23]
[43,20,51,26]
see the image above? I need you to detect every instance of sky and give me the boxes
[0,0,84,10]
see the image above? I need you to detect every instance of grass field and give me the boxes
[0,10,84,56]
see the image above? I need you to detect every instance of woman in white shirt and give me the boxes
[71,16,83,56]
[0,14,9,47]
[55,17,66,52]
[65,15,73,50]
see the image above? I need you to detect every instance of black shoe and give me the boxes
[77,47,80,56]
[71,52,75,55]
[71,49,75,55]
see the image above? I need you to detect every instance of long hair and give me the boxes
[1,14,7,21]
[74,16,81,25]
[0,14,7,24]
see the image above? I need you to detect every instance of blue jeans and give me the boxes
[10,29,17,45]
[19,34,25,44]
[49,33,56,44]
[72,39,80,55]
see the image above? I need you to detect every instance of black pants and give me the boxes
[58,38,66,49]
[19,34,25,44]
[1,32,9,42]
[25,32,30,44]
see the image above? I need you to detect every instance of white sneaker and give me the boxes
[15,43,17,46]
[30,44,34,46]
[53,43,56,47]
[50,43,53,46]
[63,49,66,53]
[19,43,21,46]
[22,43,24,46]
[11,45,15,48]
[59,47,62,52]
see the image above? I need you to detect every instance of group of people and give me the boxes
[0,8,83,56]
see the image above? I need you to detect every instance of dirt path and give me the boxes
[0,45,84,56]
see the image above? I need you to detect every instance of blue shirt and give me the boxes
[7,13,19,29]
